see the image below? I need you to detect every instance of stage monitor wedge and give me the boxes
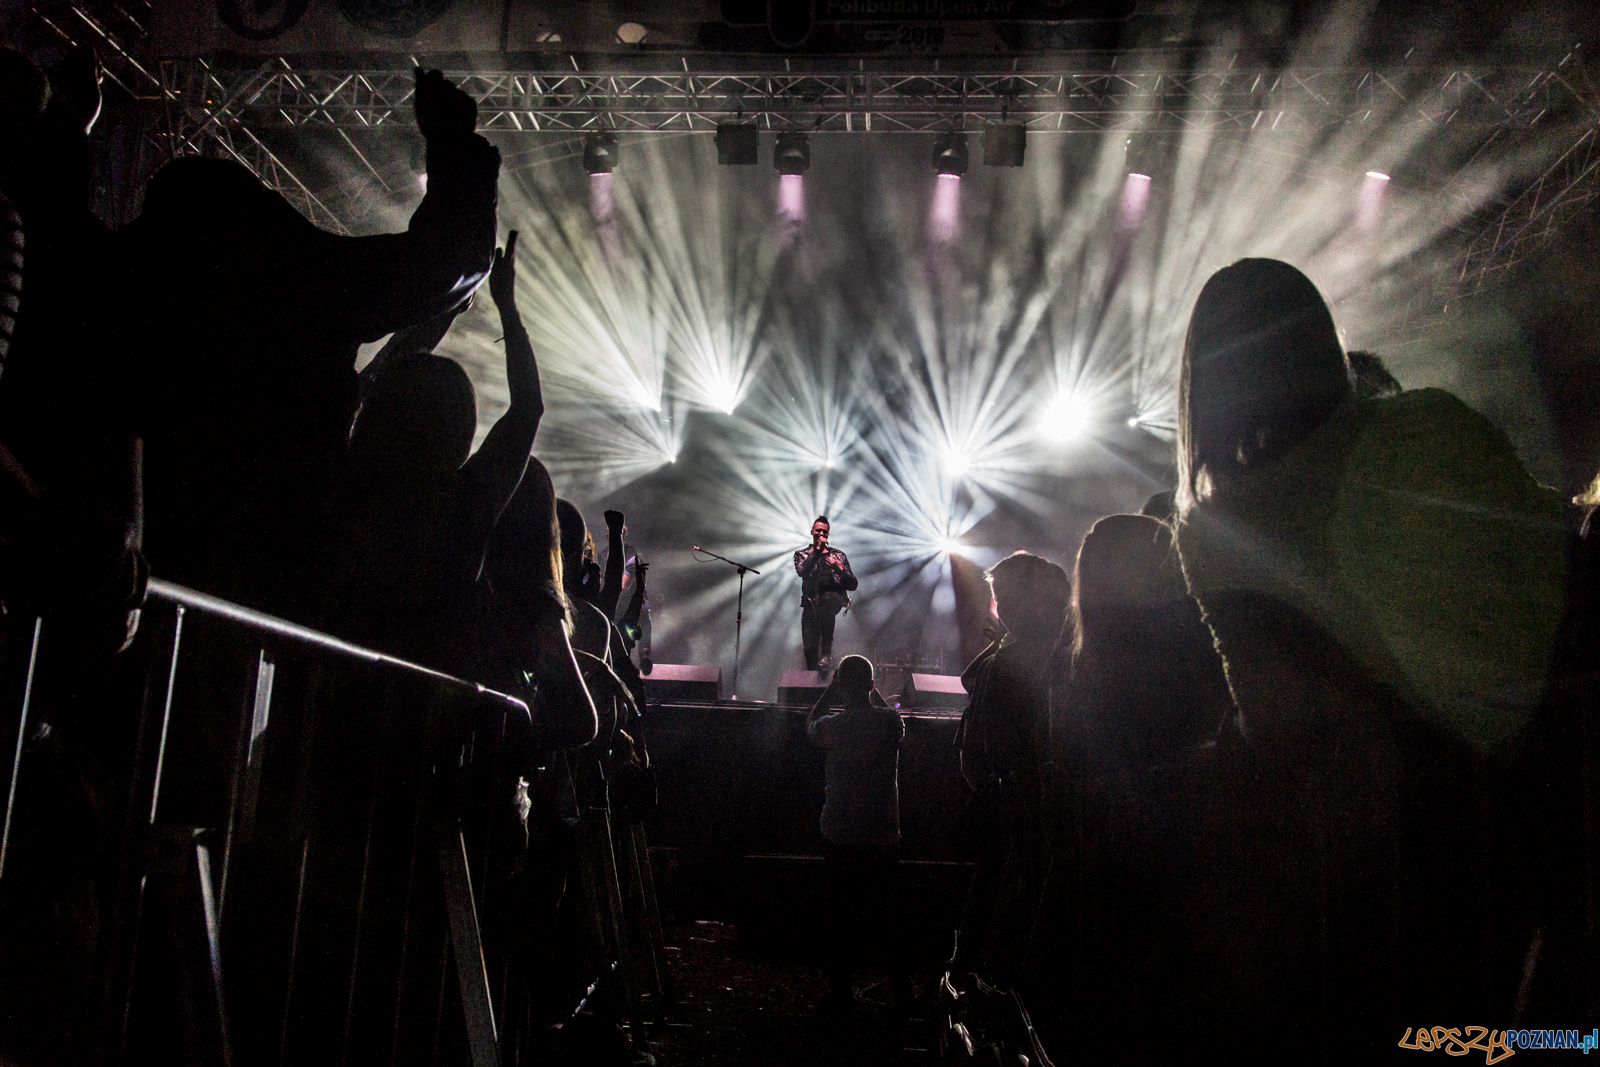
[903,673,968,713]
[642,664,722,704]
[777,669,830,706]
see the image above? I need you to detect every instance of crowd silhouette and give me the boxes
[0,48,1595,1067]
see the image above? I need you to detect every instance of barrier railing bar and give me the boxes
[146,578,530,723]
[0,617,42,882]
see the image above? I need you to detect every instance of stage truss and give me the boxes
[34,1,1600,294]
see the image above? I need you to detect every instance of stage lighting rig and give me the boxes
[584,131,619,174]
[717,123,759,165]
[933,132,969,176]
[774,131,810,175]
[984,124,1026,167]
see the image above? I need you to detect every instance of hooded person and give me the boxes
[115,68,501,620]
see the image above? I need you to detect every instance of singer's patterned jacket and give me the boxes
[793,544,859,606]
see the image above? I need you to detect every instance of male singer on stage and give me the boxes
[794,515,858,671]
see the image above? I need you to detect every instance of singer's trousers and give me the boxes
[801,592,848,670]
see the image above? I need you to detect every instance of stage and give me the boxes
[640,701,975,958]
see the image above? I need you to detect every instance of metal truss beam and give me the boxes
[37,4,349,234]
[28,5,1600,305]
[173,61,1571,136]
[1455,57,1600,295]
[156,59,350,233]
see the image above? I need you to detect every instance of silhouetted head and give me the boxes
[486,457,567,612]
[0,48,95,212]
[349,351,476,473]
[1347,350,1402,400]
[986,551,1071,645]
[835,654,873,698]
[1178,259,1351,512]
[1070,514,1185,660]
[0,50,49,146]
[555,499,589,584]
[1139,490,1177,526]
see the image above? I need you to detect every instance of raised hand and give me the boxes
[604,509,625,530]
[489,230,519,310]
[413,68,477,141]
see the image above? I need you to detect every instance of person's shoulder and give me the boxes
[808,709,842,737]
[1353,388,1544,495]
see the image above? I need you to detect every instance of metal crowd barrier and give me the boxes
[0,579,536,1067]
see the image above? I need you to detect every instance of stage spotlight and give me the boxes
[1126,414,1140,428]
[717,123,759,165]
[774,131,810,175]
[932,131,969,176]
[1040,392,1092,442]
[944,449,972,477]
[938,537,963,555]
[707,374,739,413]
[584,131,618,174]
[1122,133,1170,180]
[1366,170,1391,181]
[984,123,1025,167]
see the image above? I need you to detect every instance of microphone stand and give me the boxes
[691,547,761,700]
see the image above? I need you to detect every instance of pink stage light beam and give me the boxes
[589,172,616,224]
[1118,172,1152,231]
[930,173,961,243]
[778,173,805,223]
[1356,170,1390,232]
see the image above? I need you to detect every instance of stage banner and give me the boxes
[150,0,720,57]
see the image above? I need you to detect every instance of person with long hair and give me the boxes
[1068,513,1232,768]
[805,655,908,1011]
[1025,513,1233,1058]
[950,550,1070,984]
[479,457,597,748]
[1173,257,1567,1051]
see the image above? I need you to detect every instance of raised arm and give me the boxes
[805,675,841,744]
[324,70,501,342]
[461,230,542,511]
[622,559,648,631]
[597,510,626,618]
